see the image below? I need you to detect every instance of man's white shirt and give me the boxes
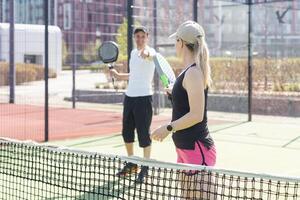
[126,46,156,97]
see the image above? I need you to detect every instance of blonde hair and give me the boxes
[185,36,211,88]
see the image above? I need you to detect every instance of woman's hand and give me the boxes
[151,125,170,142]
[165,87,172,96]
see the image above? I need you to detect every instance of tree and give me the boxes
[116,18,142,61]
[62,40,68,65]
[82,39,101,63]
[116,18,128,60]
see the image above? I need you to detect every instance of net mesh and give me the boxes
[0,138,299,200]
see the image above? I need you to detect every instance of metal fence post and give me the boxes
[248,0,253,122]
[153,0,160,115]
[9,0,15,104]
[127,0,134,72]
[44,0,49,141]
[72,1,76,109]
[193,0,198,22]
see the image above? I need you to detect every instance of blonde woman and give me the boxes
[151,21,216,199]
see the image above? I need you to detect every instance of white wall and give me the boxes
[0,23,62,73]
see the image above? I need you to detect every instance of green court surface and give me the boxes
[49,110,300,177]
[1,110,299,199]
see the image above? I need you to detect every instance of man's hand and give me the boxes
[109,68,118,79]
[109,68,130,81]
[140,48,150,59]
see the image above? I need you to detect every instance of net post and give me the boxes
[44,0,49,141]
[248,0,253,122]
[9,0,15,104]
[127,0,134,72]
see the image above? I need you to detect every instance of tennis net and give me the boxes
[0,138,299,200]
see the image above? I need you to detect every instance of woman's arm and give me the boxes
[110,69,130,81]
[151,68,205,141]
[171,68,205,132]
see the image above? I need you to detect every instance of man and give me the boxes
[109,26,156,183]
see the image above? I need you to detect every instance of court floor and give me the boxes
[50,110,300,177]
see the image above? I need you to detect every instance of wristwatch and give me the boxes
[166,123,174,132]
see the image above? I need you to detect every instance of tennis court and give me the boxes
[2,109,300,199]
[0,103,172,141]
[49,111,300,177]
[1,0,300,199]
[1,137,300,200]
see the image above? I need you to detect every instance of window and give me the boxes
[223,24,232,34]
[24,55,42,65]
[58,5,63,15]
[296,24,300,33]
[282,24,291,34]
[63,3,72,30]
[80,0,93,2]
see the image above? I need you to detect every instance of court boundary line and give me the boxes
[282,135,300,148]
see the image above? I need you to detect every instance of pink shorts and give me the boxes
[176,141,216,166]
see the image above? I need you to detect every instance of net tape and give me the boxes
[0,138,299,200]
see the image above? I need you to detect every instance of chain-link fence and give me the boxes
[0,0,299,142]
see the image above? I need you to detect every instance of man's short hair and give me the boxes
[134,26,149,35]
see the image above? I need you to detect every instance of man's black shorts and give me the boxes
[122,95,153,148]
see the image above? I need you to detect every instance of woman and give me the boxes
[151,21,216,199]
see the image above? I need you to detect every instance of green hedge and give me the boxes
[93,57,300,92]
[0,62,56,86]
[166,57,300,92]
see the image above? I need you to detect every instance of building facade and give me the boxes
[54,0,127,64]
[0,0,127,64]
[0,23,62,72]
[0,0,56,25]
[0,0,299,61]
[199,0,300,57]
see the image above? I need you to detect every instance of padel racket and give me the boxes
[98,41,119,86]
[153,53,176,101]
[153,53,176,88]
[98,41,119,64]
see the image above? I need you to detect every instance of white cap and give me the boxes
[169,21,205,44]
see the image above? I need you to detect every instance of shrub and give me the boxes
[95,81,127,90]
[94,56,299,93]
[0,62,57,86]
[166,57,300,92]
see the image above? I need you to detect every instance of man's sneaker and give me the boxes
[135,166,149,183]
[116,162,138,176]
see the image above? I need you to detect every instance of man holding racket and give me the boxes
[109,26,156,183]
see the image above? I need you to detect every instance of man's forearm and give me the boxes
[116,73,129,81]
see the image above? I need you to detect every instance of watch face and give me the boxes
[167,125,173,132]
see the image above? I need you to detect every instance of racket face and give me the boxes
[98,41,119,63]
[153,53,176,88]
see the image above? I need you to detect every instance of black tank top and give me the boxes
[171,63,214,150]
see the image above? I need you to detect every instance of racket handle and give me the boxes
[108,64,115,88]
[112,77,115,85]
[167,92,172,103]
[108,64,114,70]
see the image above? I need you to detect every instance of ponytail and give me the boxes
[194,36,211,88]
